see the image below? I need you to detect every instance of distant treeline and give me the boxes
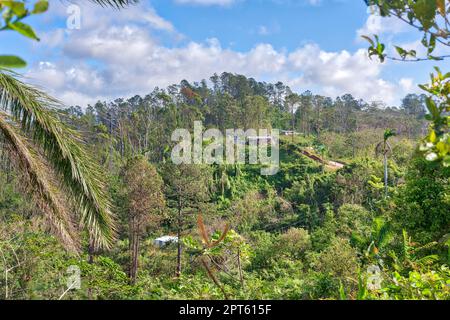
[62,72,427,163]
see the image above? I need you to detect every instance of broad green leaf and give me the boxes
[8,21,39,40]
[413,0,437,31]
[428,34,436,54]
[0,55,27,68]
[429,130,437,143]
[2,1,27,16]
[395,46,406,57]
[32,0,49,14]
[425,97,440,119]
[361,35,375,46]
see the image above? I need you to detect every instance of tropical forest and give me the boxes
[0,0,449,301]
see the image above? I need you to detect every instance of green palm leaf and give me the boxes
[0,70,116,250]
[0,112,79,251]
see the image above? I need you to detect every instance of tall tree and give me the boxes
[123,156,165,284]
[376,129,396,197]
[242,95,271,130]
[162,164,210,277]
[401,94,426,118]
[285,93,300,142]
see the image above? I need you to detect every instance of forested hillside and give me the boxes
[1,0,449,302]
[64,73,428,163]
[1,73,448,300]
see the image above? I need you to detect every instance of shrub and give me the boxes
[277,228,312,260]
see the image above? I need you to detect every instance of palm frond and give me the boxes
[376,220,392,249]
[402,229,412,262]
[416,255,439,266]
[0,113,79,252]
[88,0,139,8]
[0,70,116,249]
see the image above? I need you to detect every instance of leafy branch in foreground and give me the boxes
[363,0,450,166]
[364,0,450,62]
[0,0,138,68]
[418,67,450,165]
[0,70,116,250]
[0,0,49,68]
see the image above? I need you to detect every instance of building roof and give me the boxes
[154,236,178,242]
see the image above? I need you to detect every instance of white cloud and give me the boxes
[357,14,407,40]
[39,29,65,48]
[141,8,176,32]
[287,44,398,102]
[25,1,412,107]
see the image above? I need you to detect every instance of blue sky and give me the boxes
[4,0,449,107]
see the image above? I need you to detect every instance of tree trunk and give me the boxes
[237,248,244,288]
[133,234,139,284]
[109,111,113,171]
[129,219,140,285]
[292,109,295,143]
[87,236,95,299]
[384,153,388,197]
[176,206,182,278]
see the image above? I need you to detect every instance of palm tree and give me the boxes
[0,70,116,251]
[375,129,396,197]
[0,0,139,251]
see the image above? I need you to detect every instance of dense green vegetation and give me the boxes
[1,72,448,300]
[0,0,449,301]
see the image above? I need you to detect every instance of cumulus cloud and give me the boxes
[25,1,412,107]
[287,44,399,102]
[357,14,406,39]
